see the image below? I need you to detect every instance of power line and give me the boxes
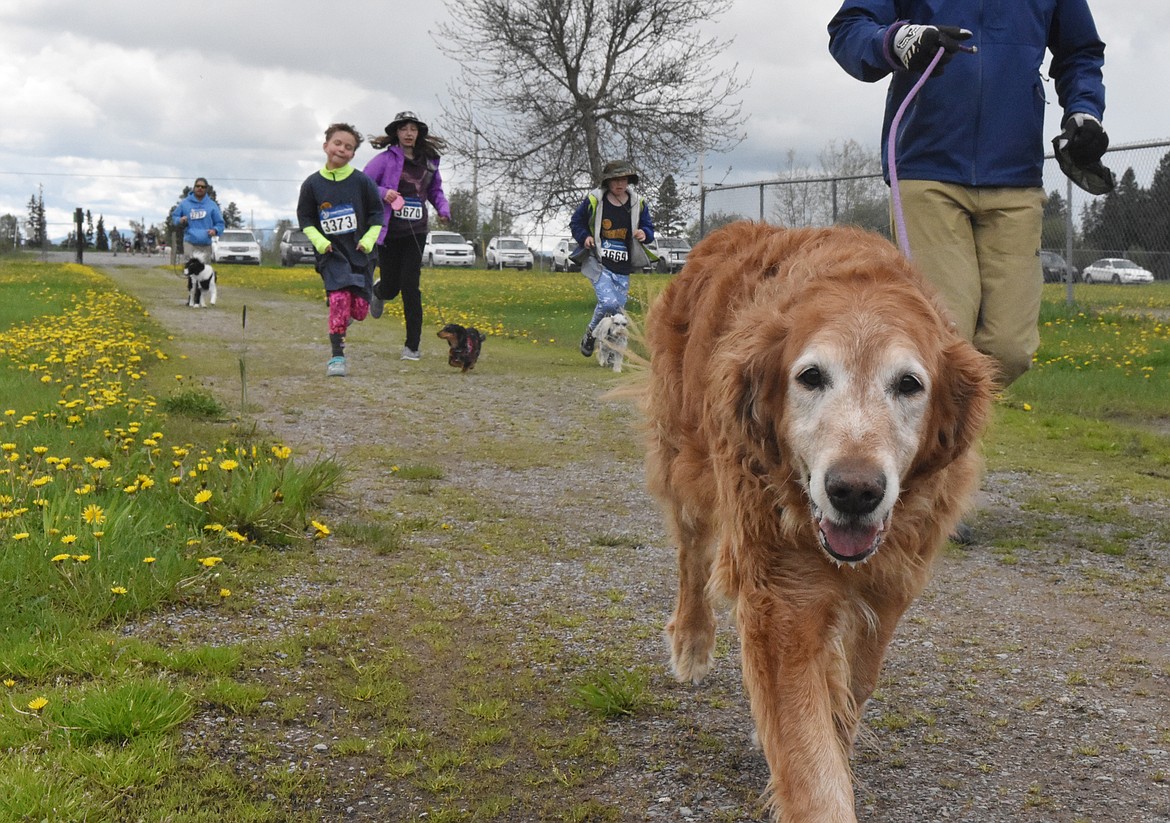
[0,170,302,183]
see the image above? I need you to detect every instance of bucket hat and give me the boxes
[385,111,427,135]
[599,160,639,186]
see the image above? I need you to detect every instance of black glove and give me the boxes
[1052,113,1115,195]
[1062,113,1109,164]
[890,24,973,75]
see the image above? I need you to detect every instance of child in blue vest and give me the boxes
[569,160,656,357]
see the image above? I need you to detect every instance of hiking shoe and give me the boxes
[579,331,596,357]
[400,346,421,361]
[369,280,384,319]
[326,356,346,377]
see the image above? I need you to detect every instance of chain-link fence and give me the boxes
[700,139,1170,283]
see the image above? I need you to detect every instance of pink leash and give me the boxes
[887,40,976,259]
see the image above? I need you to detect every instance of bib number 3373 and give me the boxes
[320,204,358,235]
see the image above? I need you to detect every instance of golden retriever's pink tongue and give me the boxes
[820,519,880,559]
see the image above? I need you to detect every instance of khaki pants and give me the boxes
[894,180,1045,387]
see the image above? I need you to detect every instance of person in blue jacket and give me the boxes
[569,160,656,358]
[172,177,225,262]
[828,0,1109,388]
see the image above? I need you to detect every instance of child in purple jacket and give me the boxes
[362,111,451,361]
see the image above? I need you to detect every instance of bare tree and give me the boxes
[435,0,745,225]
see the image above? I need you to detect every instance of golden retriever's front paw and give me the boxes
[666,622,715,684]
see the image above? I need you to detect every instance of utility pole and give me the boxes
[472,127,481,261]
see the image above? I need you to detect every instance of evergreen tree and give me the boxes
[222,202,243,229]
[26,191,46,246]
[446,189,480,242]
[655,176,688,237]
[0,214,19,251]
[96,215,109,251]
[85,210,95,247]
[1041,190,1070,250]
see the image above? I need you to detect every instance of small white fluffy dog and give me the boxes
[594,312,629,372]
[183,256,217,308]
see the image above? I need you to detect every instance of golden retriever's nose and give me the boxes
[825,459,886,516]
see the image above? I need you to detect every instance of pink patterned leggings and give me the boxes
[327,288,370,336]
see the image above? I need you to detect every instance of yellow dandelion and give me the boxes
[194,490,212,505]
[91,458,111,470]
[82,504,106,525]
[143,556,156,564]
[92,531,104,538]
[13,533,29,541]
[73,554,91,562]
[0,443,15,451]
[50,553,71,562]
[226,530,248,543]
[3,679,14,688]
[60,535,77,545]
[1023,403,1033,412]
[31,476,52,488]
[169,476,182,485]
[27,697,48,712]
[219,588,231,598]
[271,445,292,460]
[311,520,331,538]
[111,586,128,595]
[219,459,239,472]
[198,556,224,568]
[32,446,48,455]
[203,523,224,532]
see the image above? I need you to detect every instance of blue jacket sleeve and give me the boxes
[569,198,592,245]
[1048,0,1106,120]
[638,202,655,244]
[828,1,902,83]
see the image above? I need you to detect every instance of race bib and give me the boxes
[190,209,207,220]
[599,238,629,264]
[319,203,358,234]
[395,197,424,222]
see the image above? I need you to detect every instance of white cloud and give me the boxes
[1,0,1167,240]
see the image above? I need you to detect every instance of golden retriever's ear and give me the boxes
[914,340,995,477]
[711,331,789,472]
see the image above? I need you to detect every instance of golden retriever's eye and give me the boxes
[796,366,826,390]
[895,373,924,396]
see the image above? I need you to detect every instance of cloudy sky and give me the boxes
[2,0,1167,242]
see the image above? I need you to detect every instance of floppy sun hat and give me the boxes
[600,160,639,186]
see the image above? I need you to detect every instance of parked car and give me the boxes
[279,229,315,267]
[1080,257,1155,285]
[485,236,534,269]
[650,235,692,273]
[422,231,476,267]
[211,229,261,265]
[1040,250,1077,283]
[552,238,581,272]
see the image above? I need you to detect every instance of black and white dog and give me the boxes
[183,256,217,308]
[594,312,629,373]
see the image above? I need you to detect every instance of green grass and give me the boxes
[0,258,1167,820]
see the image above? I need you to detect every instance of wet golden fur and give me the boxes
[641,222,993,822]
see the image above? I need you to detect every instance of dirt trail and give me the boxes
[97,258,1170,823]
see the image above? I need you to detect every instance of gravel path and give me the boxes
[98,258,1170,823]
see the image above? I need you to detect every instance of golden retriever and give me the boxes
[641,222,994,822]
